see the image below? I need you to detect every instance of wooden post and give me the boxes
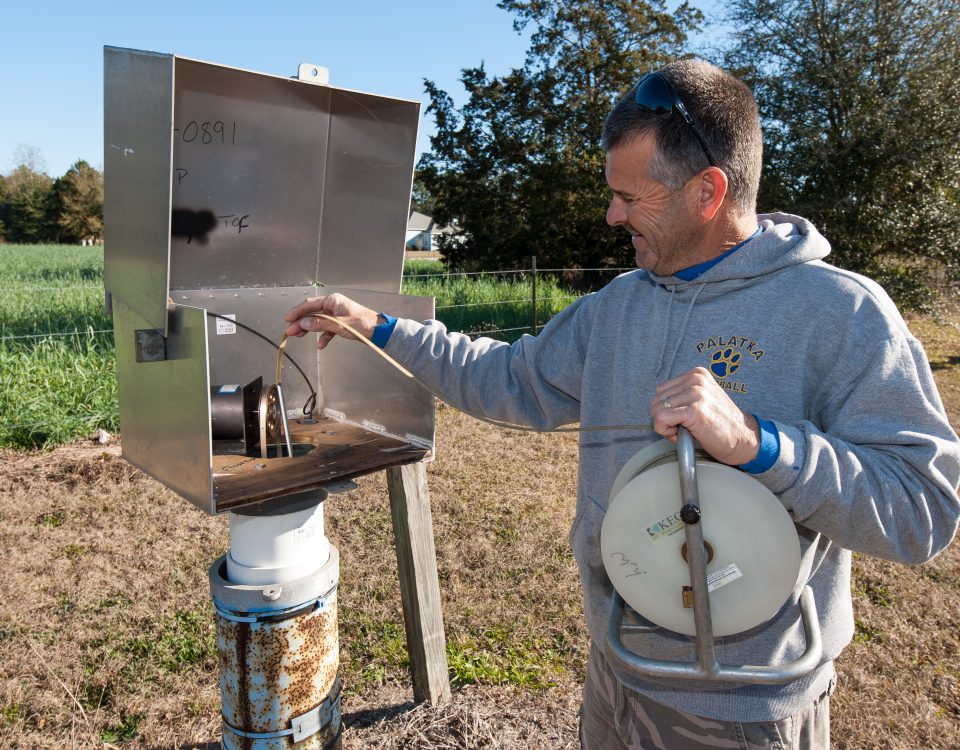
[530,254,538,335]
[386,462,452,704]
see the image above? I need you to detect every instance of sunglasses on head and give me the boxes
[634,72,717,168]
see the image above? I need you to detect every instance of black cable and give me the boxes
[205,312,317,415]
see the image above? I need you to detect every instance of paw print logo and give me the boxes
[710,348,742,379]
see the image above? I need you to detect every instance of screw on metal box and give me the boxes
[604,427,823,684]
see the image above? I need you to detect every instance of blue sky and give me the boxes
[2,1,724,179]
[1,1,535,177]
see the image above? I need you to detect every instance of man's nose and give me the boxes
[607,196,626,227]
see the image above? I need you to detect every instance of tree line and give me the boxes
[0,160,103,245]
[5,0,957,311]
[417,0,960,309]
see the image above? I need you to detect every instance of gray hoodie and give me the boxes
[383,213,960,721]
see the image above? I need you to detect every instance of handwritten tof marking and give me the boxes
[610,551,647,578]
[217,214,251,234]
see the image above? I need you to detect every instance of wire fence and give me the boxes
[0,286,104,292]
[1,258,633,447]
[2,329,114,342]
[2,259,633,342]
[402,266,630,279]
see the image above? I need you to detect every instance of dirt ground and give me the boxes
[2,310,960,749]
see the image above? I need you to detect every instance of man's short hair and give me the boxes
[602,60,763,214]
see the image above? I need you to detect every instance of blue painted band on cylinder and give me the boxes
[213,587,335,624]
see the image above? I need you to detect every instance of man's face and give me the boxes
[605,133,702,276]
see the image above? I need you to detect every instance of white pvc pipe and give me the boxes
[226,501,330,585]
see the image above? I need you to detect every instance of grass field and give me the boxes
[1,245,959,748]
[402,259,584,337]
[0,246,591,450]
[0,245,116,449]
[2,404,959,748]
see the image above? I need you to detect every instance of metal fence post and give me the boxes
[530,255,538,335]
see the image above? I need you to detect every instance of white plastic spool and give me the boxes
[601,439,801,637]
[227,495,331,585]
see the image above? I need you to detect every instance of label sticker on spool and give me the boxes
[707,563,743,593]
[295,523,320,546]
[216,314,237,335]
[646,510,686,542]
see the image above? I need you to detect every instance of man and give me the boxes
[285,60,960,749]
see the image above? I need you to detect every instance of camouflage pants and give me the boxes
[580,646,832,750]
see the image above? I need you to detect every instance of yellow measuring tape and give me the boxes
[277,313,654,435]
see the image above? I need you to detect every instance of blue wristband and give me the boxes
[738,417,780,474]
[370,313,398,348]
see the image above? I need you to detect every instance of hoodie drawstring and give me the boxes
[660,283,706,380]
[654,286,675,378]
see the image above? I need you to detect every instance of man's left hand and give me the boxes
[651,367,761,466]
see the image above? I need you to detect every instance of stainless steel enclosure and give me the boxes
[104,46,435,514]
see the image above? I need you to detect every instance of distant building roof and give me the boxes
[407,211,434,233]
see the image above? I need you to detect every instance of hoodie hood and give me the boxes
[648,212,832,293]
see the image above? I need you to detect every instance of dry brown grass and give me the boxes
[2,310,960,749]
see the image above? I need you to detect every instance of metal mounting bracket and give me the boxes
[220,674,342,742]
[297,63,329,84]
[134,329,166,362]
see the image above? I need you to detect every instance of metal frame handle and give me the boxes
[605,427,823,684]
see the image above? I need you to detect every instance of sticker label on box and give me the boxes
[216,314,237,335]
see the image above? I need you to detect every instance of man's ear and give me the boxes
[695,167,729,222]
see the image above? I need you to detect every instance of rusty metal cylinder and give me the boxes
[209,544,341,749]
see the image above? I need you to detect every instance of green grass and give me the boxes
[1,245,115,449]
[444,627,568,689]
[82,608,217,682]
[1,703,27,727]
[1,329,118,449]
[0,247,589,449]
[853,618,882,644]
[402,259,582,340]
[100,712,144,743]
[341,606,567,693]
[0,244,109,337]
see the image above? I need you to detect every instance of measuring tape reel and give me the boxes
[601,432,822,685]
[601,439,801,637]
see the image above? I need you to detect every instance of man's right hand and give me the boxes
[284,293,380,350]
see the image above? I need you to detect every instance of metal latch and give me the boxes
[135,329,166,362]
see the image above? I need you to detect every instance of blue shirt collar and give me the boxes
[674,225,763,281]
